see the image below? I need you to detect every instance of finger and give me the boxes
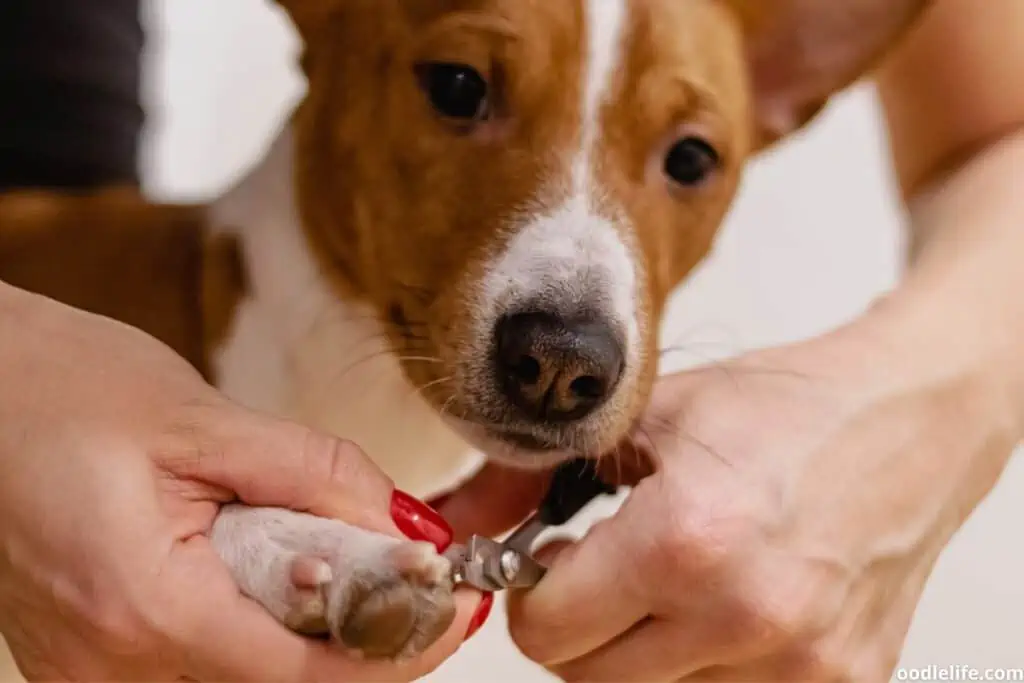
[166,538,352,682]
[171,539,486,682]
[433,463,552,541]
[168,406,398,530]
[190,409,458,551]
[530,537,575,564]
[551,619,734,683]
[506,507,650,667]
[189,592,488,683]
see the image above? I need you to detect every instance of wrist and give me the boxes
[783,291,1018,555]
[851,286,1020,442]
[830,288,1021,536]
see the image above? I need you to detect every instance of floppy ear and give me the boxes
[730,0,934,148]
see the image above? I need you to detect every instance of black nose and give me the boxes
[494,311,624,423]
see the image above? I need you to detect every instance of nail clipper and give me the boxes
[443,458,618,592]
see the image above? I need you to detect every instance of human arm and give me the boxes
[495,1,1024,681]
[0,281,482,681]
[875,0,1024,411]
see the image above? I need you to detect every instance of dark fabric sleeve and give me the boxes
[0,0,145,191]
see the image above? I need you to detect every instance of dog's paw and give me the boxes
[211,505,457,661]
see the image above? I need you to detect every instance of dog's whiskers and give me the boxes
[634,412,733,469]
[395,355,444,365]
[407,375,453,404]
[439,393,457,422]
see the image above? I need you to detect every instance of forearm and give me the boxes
[790,131,1024,554]
[863,0,1024,438]
[868,129,1024,437]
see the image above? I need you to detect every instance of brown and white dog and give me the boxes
[0,0,931,664]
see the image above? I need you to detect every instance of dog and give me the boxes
[0,0,932,664]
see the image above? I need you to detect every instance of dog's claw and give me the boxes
[211,505,457,661]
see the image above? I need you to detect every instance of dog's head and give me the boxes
[279,0,928,467]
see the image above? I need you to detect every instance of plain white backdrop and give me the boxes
[142,1,1024,680]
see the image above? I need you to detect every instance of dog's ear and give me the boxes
[730,0,933,149]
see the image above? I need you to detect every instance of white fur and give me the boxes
[211,504,453,648]
[576,0,628,193]
[210,126,482,498]
[207,0,640,492]
[478,0,641,383]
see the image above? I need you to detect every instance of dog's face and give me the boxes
[283,0,929,467]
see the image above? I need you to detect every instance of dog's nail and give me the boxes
[390,490,453,552]
[464,592,493,641]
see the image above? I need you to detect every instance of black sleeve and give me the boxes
[0,0,145,191]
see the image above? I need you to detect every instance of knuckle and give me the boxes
[295,426,395,517]
[649,493,742,580]
[301,429,369,485]
[735,593,817,651]
[732,574,839,649]
[748,593,809,642]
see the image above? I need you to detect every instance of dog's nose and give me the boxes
[494,311,624,422]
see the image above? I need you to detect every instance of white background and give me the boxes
[143,1,1024,680]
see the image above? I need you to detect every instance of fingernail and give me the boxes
[390,490,453,552]
[464,592,493,641]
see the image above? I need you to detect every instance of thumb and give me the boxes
[166,403,401,535]
[506,499,649,666]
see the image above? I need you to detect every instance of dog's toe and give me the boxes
[330,541,457,661]
[211,505,457,662]
[284,554,333,634]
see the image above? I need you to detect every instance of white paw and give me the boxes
[211,505,457,661]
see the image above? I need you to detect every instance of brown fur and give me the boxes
[280,0,933,456]
[0,0,935,446]
[292,0,599,418]
[597,0,753,424]
[0,187,245,382]
[201,230,249,358]
[0,0,937,662]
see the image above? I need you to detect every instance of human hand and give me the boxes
[0,285,487,681]
[446,305,1018,681]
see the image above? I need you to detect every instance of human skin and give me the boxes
[438,0,1024,679]
[0,283,485,681]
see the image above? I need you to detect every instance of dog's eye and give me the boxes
[417,62,490,122]
[663,137,719,186]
